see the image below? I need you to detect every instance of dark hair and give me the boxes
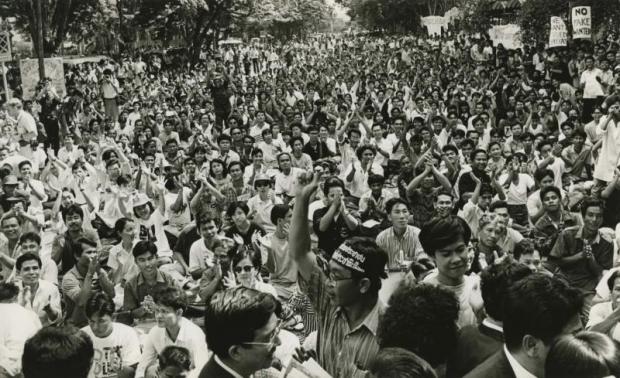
[84,292,115,319]
[489,200,508,213]
[209,158,227,177]
[226,201,250,218]
[232,247,262,270]
[503,274,583,352]
[18,160,32,170]
[289,136,304,148]
[368,174,385,186]
[607,270,620,292]
[218,134,232,144]
[419,216,472,256]
[323,176,345,196]
[442,145,458,155]
[537,139,553,152]
[580,196,603,217]
[158,346,192,372]
[356,144,376,160]
[205,287,281,358]
[540,186,561,203]
[62,204,84,222]
[277,152,291,164]
[153,285,187,312]
[572,129,587,140]
[469,148,487,162]
[0,281,19,301]
[16,252,42,271]
[545,332,620,378]
[132,240,158,259]
[114,217,133,236]
[378,283,459,367]
[270,204,290,225]
[196,213,217,229]
[369,348,437,378]
[251,148,263,157]
[480,261,532,321]
[228,161,243,172]
[513,238,537,260]
[19,231,41,246]
[386,197,409,213]
[22,326,94,378]
[74,236,98,258]
[534,168,554,182]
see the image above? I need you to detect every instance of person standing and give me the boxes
[291,171,389,377]
[6,98,37,160]
[100,69,120,122]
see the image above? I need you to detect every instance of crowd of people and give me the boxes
[1,26,620,378]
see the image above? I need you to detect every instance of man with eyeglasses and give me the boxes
[200,286,282,378]
[291,172,389,377]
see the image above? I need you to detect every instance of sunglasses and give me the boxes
[234,265,253,273]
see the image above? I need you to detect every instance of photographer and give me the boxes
[100,68,120,122]
[35,78,61,152]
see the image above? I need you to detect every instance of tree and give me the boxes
[0,0,101,56]
[132,0,253,65]
[245,0,331,38]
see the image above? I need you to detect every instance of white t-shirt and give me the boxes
[580,68,604,99]
[536,157,566,190]
[164,188,192,233]
[82,323,142,378]
[0,303,41,376]
[498,173,535,205]
[586,301,620,341]
[189,238,215,273]
[135,209,171,257]
[422,270,481,328]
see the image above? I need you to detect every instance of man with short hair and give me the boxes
[15,253,61,326]
[533,185,581,256]
[81,292,141,378]
[52,204,101,274]
[549,197,613,312]
[8,232,58,284]
[291,172,389,377]
[447,262,532,377]
[188,215,220,279]
[6,98,37,159]
[62,236,115,327]
[0,214,23,281]
[464,274,583,378]
[200,287,282,377]
[586,270,620,341]
[376,198,424,270]
[274,152,304,201]
[123,241,178,320]
[137,285,208,378]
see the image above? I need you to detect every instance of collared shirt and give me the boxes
[504,345,537,378]
[135,317,209,378]
[359,188,396,215]
[274,167,304,197]
[299,262,383,378]
[16,110,37,142]
[376,225,425,269]
[550,226,614,293]
[343,162,384,198]
[534,211,582,255]
[123,269,178,313]
[61,266,102,327]
[214,355,246,378]
[0,303,41,376]
[16,280,62,327]
[53,228,102,275]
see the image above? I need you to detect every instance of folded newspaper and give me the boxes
[283,359,332,378]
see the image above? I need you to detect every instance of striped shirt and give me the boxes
[299,262,384,378]
[376,225,425,269]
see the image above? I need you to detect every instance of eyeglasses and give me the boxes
[242,319,283,349]
[234,265,253,273]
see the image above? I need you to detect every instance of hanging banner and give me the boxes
[549,17,568,47]
[421,16,449,37]
[20,58,66,100]
[571,6,591,39]
[488,24,523,50]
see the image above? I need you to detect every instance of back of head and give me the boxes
[22,326,94,378]
[503,274,583,352]
[480,261,532,321]
[369,348,437,378]
[378,283,459,367]
[545,331,620,378]
[205,287,281,359]
[0,281,19,302]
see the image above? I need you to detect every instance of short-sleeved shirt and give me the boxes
[299,261,384,378]
[376,225,425,269]
[81,323,142,378]
[549,226,614,293]
[53,228,101,275]
[586,301,620,341]
[123,269,178,313]
[407,188,438,228]
[312,206,360,256]
[62,266,103,327]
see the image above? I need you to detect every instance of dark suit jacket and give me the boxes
[198,356,239,378]
[446,322,504,378]
[463,349,516,378]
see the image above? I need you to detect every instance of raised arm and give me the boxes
[290,172,321,281]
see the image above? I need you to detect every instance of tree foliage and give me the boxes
[243,0,332,38]
[0,0,102,55]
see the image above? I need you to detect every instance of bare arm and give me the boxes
[290,172,321,281]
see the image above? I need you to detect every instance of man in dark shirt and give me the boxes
[312,177,359,256]
[303,127,333,161]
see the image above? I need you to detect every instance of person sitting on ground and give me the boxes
[368,347,437,378]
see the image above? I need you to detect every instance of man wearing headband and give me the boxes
[290,172,388,377]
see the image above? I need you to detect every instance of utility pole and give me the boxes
[35,0,45,80]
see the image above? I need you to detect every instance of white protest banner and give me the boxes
[488,24,523,50]
[549,16,568,47]
[421,16,449,36]
[20,58,66,100]
[572,6,591,39]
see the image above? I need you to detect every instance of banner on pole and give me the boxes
[549,17,568,47]
[20,58,66,100]
[572,6,591,39]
